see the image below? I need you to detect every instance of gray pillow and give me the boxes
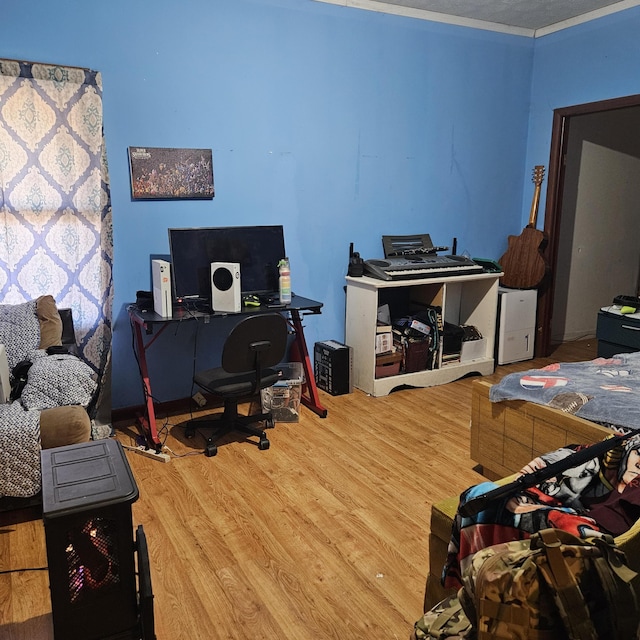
[20,354,97,410]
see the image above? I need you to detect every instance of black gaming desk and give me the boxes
[128,294,327,451]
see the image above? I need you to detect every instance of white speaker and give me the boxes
[152,259,173,317]
[211,262,241,313]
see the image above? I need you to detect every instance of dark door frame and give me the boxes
[536,93,640,356]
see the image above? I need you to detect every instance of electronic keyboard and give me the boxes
[363,255,483,281]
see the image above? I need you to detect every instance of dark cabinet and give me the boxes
[596,309,640,357]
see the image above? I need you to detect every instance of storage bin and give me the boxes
[460,337,486,362]
[397,337,431,373]
[261,362,304,422]
[375,351,402,378]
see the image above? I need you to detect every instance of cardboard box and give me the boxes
[314,340,352,396]
[375,331,393,354]
[375,351,402,378]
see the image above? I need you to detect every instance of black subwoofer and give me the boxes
[41,439,155,640]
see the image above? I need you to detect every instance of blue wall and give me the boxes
[6,0,636,410]
[524,7,640,226]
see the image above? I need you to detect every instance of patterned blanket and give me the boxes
[443,435,640,590]
[0,350,97,498]
[21,351,97,410]
[0,403,41,497]
[0,301,41,497]
[490,351,640,430]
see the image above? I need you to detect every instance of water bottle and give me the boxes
[278,258,291,304]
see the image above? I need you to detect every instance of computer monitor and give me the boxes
[168,225,285,302]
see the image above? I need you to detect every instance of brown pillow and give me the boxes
[40,405,91,449]
[36,295,63,349]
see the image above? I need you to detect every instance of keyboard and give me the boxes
[363,255,483,281]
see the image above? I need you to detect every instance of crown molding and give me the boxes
[313,0,640,38]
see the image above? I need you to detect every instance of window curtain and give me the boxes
[0,59,113,430]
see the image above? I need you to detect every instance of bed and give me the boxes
[424,352,640,611]
[470,351,640,479]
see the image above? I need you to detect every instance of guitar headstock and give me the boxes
[532,165,545,186]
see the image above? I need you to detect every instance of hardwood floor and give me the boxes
[0,339,597,639]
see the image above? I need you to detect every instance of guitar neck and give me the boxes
[528,184,542,227]
[527,165,545,228]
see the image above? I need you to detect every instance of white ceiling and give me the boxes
[313,0,640,36]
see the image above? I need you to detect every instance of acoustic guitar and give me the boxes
[499,165,547,289]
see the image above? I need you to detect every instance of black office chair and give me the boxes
[186,313,289,457]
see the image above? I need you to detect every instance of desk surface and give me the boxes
[129,293,323,325]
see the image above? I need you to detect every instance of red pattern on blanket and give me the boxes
[443,436,640,590]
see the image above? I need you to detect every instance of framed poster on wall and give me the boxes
[128,147,214,200]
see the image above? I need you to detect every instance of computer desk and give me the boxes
[128,294,328,452]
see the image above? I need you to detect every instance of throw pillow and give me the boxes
[36,295,63,350]
[20,354,97,410]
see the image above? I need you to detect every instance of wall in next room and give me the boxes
[552,109,640,342]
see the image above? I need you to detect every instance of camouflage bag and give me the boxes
[411,594,473,640]
[459,528,639,640]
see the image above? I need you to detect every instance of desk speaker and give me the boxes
[211,262,241,312]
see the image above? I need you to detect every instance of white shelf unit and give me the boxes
[345,272,501,397]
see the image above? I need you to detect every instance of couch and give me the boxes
[0,295,94,506]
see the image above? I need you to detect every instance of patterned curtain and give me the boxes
[0,59,112,422]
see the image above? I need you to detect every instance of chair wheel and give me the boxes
[265,417,275,429]
[205,443,218,457]
[258,437,270,451]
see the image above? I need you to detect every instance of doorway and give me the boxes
[536,94,640,356]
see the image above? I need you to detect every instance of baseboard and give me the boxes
[111,396,199,425]
[110,394,242,426]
